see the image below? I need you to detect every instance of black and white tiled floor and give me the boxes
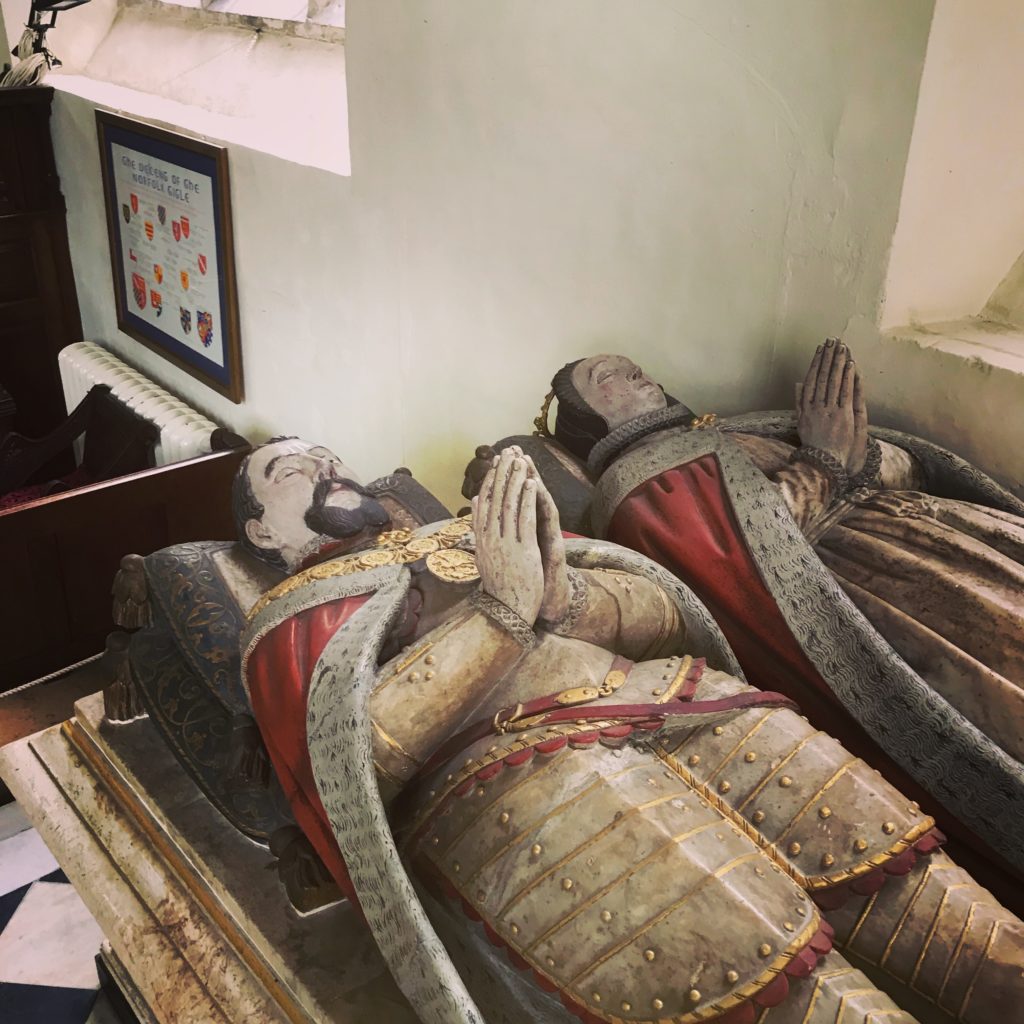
[0,800,120,1024]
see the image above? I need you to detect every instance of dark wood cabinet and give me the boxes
[0,86,82,441]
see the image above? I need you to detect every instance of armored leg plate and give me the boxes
[827,851,1024,1022]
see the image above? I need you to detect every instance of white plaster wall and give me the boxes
[882,0,1024,328]
[39,0,933,508]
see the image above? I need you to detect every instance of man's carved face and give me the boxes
[240,439,390,572]
[571,354,667,430]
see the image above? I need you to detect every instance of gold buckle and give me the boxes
[494,703,525,734]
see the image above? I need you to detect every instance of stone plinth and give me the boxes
[0,692,416,1024]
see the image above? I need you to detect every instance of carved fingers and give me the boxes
[802,337,850,409]
[849,364,869,475]
[532,464,572,625]
[471,447,545,624]
[797,338,860,471]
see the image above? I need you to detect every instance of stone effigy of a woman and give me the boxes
[462,342,1024,906]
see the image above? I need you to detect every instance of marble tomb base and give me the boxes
[0,692,418,1024]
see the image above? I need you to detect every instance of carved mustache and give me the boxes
[304,477,390,538]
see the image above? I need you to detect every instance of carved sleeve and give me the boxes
[542,567,686,661]
[770,457,842,533]
[729,432,838,534]
[876,439,926,490]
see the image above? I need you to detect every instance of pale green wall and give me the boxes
[39,1,935,507]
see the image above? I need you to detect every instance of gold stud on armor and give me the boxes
[788,841,801,856]
[621,1002,632,1012]
[499,812,509,824]
[546,957,555,967]
[783,921,795,932]
[453,862,461,873]
[779,776,793,788]
[510,924,519,934]
[719,781,732,794]
[688,989,701,1003]
[713,725,725,736]
[600,910,612,922]
[882,821,896,835]
[758,943,773,957]
[726,969,739,983]
[818,806,832,819]
[752,810,766,824]
[821,852,836,868]
[744,751,757,762]
[561,878,574,891]
[688,754,701,766]
[653,998,664,1010]
[531,843,542,855]
[754,866,765,877]
[424,671,435,681]
[592,993,601,1003]
[424,654,436,665]
[644,949,656,962]
[408,671,420,682]
[854,837,868,852]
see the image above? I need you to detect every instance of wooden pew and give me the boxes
[0,447,246,691]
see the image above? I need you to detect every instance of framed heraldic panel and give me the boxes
[96,112,244,402]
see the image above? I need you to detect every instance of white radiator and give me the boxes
[58,342,221,466]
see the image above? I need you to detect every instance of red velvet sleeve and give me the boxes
[247,595,371,902]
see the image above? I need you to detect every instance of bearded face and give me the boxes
[303,476,391,539]
[235,439,392,573]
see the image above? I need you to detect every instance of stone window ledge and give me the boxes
[50,68,349,176]
[884,318,1024,376]
[44,0,349,176]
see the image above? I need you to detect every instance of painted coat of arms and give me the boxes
[180,307,192,334]
[158,205,167,226]
[197,311,213,348]
[132,273,147,310]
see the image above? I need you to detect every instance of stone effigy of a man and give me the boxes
[235,439,1024,1024]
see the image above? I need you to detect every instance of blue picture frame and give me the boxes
[96,111,244,402]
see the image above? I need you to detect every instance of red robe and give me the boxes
[606,453,1019,899]
[246,595,370,902]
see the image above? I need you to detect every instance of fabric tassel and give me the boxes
[111,553,152,629]
[102,632,146,722]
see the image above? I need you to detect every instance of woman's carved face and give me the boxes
[571,354,667,430]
